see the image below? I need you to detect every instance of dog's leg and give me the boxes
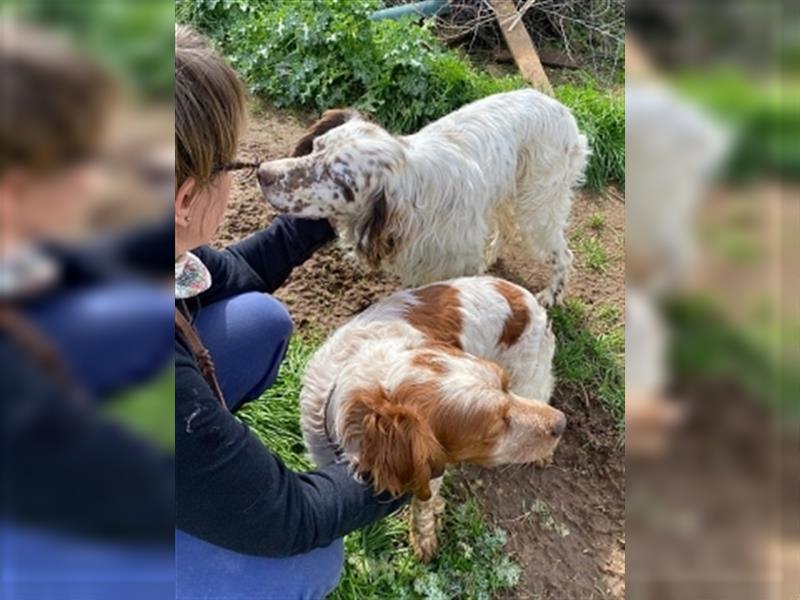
[515,180,574,307]
[537,235,572,308]
[409,476,444,562]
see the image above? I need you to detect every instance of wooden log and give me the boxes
[493,47,579,69]
[489,0,553,95]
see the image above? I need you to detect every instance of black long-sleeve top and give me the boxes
[1,217,175,543]
[175,215,406,557]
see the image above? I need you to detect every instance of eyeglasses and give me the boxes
[213,159,261,181]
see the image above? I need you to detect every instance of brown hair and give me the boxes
[0,20,116,175]
[175,25,247,190]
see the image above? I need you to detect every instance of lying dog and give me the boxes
[299,276,566,560]
[258,89,589,306]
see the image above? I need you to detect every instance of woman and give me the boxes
[1,19,174,600]
[174,26,406,599]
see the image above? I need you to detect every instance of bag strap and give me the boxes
[175,307,227,409]
[0,303,84,401]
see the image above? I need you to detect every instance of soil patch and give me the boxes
[452,383,625,600]
[627,378,796,599]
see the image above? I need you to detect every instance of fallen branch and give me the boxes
[489,0,553,94]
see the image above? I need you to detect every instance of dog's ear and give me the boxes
[292,108,359,157]
[356,188,399,269]
[349,384,445,500]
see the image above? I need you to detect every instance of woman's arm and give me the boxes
[194,216,334,305]
[175,344,406,556]
[1,337,174,543]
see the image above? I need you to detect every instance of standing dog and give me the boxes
[299,276,566,560]
[258,90,589,306]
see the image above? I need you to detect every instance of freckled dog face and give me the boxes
[257,118,401,219]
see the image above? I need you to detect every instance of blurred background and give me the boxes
[625,1,797,599]
[1,1,174,599]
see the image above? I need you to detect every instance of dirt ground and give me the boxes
[626,378,796,600]
[215,106,626,599]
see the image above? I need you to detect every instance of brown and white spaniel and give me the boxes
[258,90,589,306]
[299,276,566,560]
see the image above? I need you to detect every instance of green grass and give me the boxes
[333,492,520,600]
[675,69,799,181]
[555,83,625,190]
[237,335,521,599]
[576,234,609,272]
[595,303,623,328]
[666,296,800,421]
[586,211,606,231]
[237,335,318,470]
[549,299,625,428]
[105,367,175,450]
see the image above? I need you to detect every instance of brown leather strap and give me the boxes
[175,308,227,409]
[0,303,84,401]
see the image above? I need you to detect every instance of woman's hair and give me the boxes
[175,25,247,191]
[0,20,115,176]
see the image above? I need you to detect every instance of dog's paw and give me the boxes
[533,454,554,469]
[410,531,439,563]
[536,289,556,308]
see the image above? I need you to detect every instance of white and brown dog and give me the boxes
[258,90,589,306]
[299,276,566,560]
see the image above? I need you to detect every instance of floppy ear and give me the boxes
[355,188,400,269]
[351,386,445,500]
[292,108,359,157]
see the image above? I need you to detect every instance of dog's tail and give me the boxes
[567,131,591,190]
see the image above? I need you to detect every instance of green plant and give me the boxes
[178,0,624,189]
[8,0,175,100]
[178,0,524,133]
[676,70,799,180]
[238,335,522,598]
[666,296,800,420]
[528,499,570,538]
[556,83,625,189]
[587,211,605,230]
[550,299,625,427]
[576,234,609,272]
[596,303,623,328]
[333,492,520,600]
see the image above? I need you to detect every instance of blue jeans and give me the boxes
[176,292,345,600]
[1,522,174,600]
[192,291,293,412]
[25,282,175,399]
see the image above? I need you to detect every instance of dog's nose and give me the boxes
[550,413,566,437]
[257,167,278,187]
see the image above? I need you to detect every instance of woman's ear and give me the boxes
[175,177,197,228]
